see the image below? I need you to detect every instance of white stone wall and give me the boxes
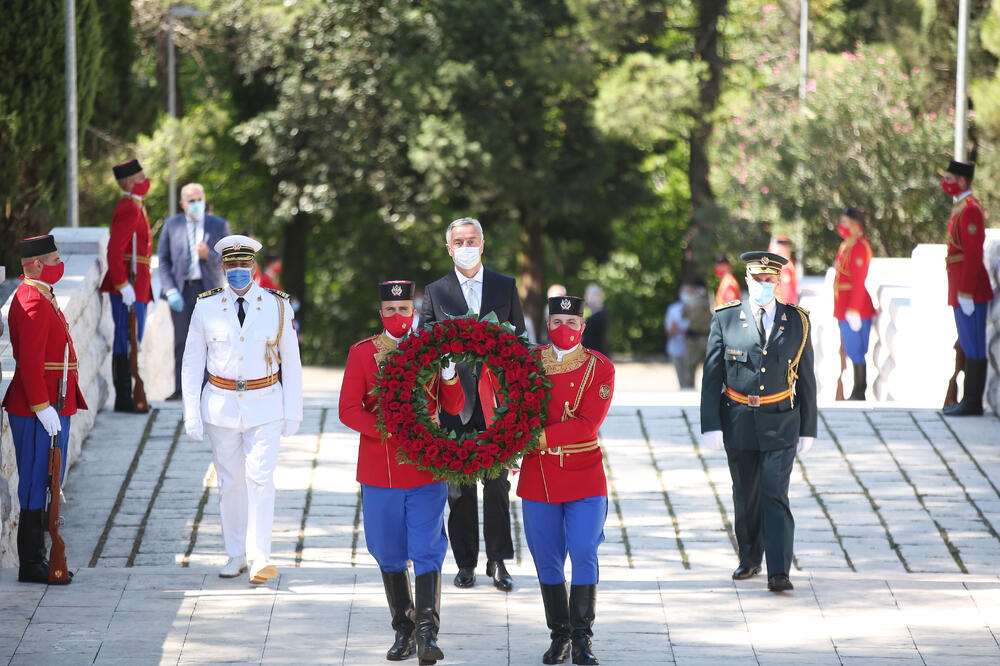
[0,227,174,567]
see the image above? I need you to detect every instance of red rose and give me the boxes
[480,455,495,468]
[399,390,412,402]
[451,341,464,353]
[404,370,417,383]
[418,353,431,366]
[487,444,500,456]
[448,460,463,471]
[425,445,440,459]
[457,449,469,460]
[433,325,445,337]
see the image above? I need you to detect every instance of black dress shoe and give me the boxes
[486,560,513,592]
[732,564,761,580]
[165,390,183,402]
[453,567,476,588]
[767,574,794,592]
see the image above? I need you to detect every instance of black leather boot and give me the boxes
[540,582,571,664]
[569,584,598,665]
[944,358,987,416]
[414,571,444,665]
[848,364,866,401]
[17,510,50,584]
[382,570,415,661]
[112,354,134,412]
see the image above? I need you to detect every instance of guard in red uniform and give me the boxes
[3,235,87,584]
[770,236,799,305]
[941,159,994,416]
[833,208,876,400]
[714,254,741,308]
[100,159,153,412]
[339,280,464,664]
[517,295,615,666]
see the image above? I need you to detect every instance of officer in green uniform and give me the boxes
[700,251,817,592]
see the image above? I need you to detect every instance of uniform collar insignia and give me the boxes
[781,313,787,321]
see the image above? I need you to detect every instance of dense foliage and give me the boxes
[3,0,999,360]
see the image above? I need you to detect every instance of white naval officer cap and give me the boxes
[215,234,263,263]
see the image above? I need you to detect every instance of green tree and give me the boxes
[0,0,104,269]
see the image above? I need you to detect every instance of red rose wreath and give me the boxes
[373,312,551,485]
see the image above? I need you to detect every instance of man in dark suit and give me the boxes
[157,182,230,400]
[421,217,526,592]
[700,251,817,593]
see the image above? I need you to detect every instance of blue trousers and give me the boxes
[9,413,70,510]
[361,482,448,576]
[954,303,988,360]
[838,319,872,365]
[109,294,147,355]
[522,495,607,585]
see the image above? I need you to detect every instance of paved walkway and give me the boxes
[2,364,1000,664]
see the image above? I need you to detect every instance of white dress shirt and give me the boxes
[454,265,484,314]
[954,190,972,204]
[754,298,778,344]
[186,215,205,280]
[553,343,580,362]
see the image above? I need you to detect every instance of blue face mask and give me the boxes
[226,268,253,291]
[186,199,205,219]
[747,277,776,306]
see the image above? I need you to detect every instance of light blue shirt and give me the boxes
[454,265,484,314]
[186,215,205,281]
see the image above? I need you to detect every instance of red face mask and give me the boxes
[549,324,581,350]
[941,178,963,197]
[714,266,728,278]
[132,178,151,196]
[29,261,65,285]
[382,312,414,338]
[837,223,851,239]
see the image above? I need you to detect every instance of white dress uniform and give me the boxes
[181,235,302,582]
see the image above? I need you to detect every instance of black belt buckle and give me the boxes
[235,379,247,391]
[747,395,761,407]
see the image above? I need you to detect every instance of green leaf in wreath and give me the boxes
[482,311,500,325]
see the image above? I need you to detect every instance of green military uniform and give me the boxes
[700,252,817,586]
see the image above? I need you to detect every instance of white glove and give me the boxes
[702,430,724,451]
[37,406,62,437]
[441,361,457,381]
[120,283,136,307]
[282,420,301,437]
[185,419,204,441]
[958,295,975,317]
[797,437,814,454]
[845,310,862,332]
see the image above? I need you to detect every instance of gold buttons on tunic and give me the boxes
[759,385,765,390]
[761,367,767,373]
[240,336,245,341]
[762,350,768,355]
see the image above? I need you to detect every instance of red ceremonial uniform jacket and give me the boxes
[946,194,994,306]
[516,345,615,504]
[339,332,465,489]
[2,279,87,417]
[100,194,153,302]
[777,261,798,305]
[833,232,876,320]
[715,273,741,308]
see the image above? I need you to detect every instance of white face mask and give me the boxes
[747,277,776,306]
[453,245,481,270]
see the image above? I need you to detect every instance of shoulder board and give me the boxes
[585,348,611,365]
[350,334,379,350]
[788,303,810,316]
[716,300,741,310]
[266,288,290,300]
[198,287,225,299]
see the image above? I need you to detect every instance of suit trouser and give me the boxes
[447,469,514,569]
[205,420,282,563]
[522,496,607,585]
[725,445,796,576]
[170,281,203,393]
[9,414,70,510]
[361,481,448,576]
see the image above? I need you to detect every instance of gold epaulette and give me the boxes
[351,334,379,350]
[716,300,741,310]
[584,348,611,365]
[787,303,810,317]
[198,287,225,299]
[266,288,290,300]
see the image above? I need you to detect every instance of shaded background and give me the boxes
[3,0,998,362]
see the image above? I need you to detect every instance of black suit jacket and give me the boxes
[420,267,526,428]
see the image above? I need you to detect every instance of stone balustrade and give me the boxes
[1,227,175,567]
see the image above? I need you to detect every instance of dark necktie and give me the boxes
[756,307,766,345]
[237,297,246,327]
